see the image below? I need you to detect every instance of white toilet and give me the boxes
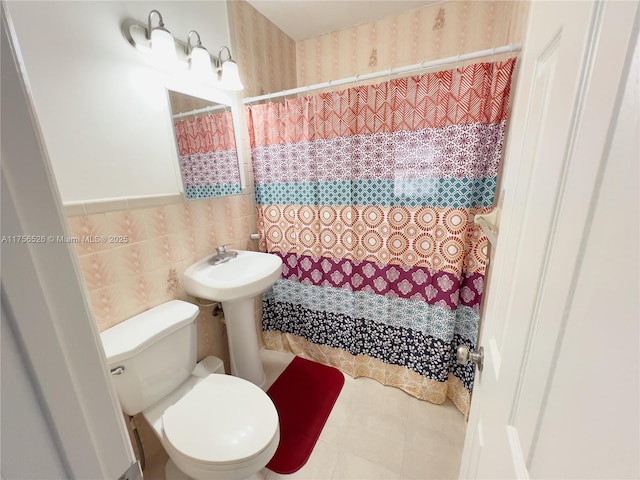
[100,300,280,480]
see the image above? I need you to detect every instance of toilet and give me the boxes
[100,300,279,480]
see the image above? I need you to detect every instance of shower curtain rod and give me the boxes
[243,43,521,104]
[172,102,229,120]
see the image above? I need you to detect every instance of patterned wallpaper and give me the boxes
[227,0,298,98]
[296,1,529,86]
[227,1,528,96]
[168,90,220,115]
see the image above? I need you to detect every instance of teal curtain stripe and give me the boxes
[255,177,497,208]
[264,278,479,343]
[454,305,480,345]
[185,183,242,199]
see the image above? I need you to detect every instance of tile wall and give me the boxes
[67,194,259,459]
[68,194,257,333]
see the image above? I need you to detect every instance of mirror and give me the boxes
[168,90,242,200]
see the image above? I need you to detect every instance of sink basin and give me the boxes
[184,250,282,303]
[184,250,282,388]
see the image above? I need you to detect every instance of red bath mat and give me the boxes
[266,356,344,474]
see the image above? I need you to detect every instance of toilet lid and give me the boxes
[162,374,279,464]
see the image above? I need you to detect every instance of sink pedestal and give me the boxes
[183,249,282,390]
[222,299,266,388]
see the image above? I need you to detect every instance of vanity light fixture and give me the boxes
[147,10,176,64]
[121,10,243,90]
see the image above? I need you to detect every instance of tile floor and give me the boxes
[144,349,467,480]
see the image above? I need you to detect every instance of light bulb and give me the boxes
[150,27,176,65]
[220,60,244,91]
[190,46,213,78]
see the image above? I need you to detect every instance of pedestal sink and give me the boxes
[184,250,282,388]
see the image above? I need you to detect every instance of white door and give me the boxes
[459,1,639,478]
[2,7,139,480]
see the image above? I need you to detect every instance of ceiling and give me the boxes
[245,0,440,41]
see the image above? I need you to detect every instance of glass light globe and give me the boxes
[150,27,176,65]
[220,60,244,91]
[190,46,213,78]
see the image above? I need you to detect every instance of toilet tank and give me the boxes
[100,300,199,416]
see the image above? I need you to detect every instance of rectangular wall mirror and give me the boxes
[168,90,242,200]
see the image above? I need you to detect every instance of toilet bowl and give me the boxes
[100,300,280,480]
[143,372,279,480]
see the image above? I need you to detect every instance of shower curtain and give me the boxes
[174,110,242,199]
[248,58,516,415]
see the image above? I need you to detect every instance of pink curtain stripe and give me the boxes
[248,59,516,147]
[174,110,236,155]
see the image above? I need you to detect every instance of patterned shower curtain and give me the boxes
[248,58,516,415]
[174,110,242,200]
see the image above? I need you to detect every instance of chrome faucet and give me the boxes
[208,244,238,265]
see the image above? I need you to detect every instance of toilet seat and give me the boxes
[162,374,279,466]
